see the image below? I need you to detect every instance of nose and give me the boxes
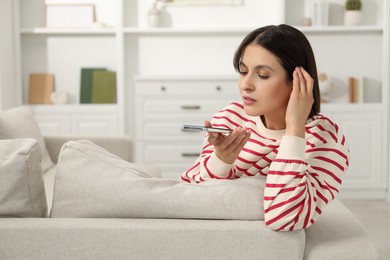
[239,74,255,92]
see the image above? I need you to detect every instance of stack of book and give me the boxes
[349,77,382,104]
[80,68,116,104]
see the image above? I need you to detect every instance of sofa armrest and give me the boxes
[44,135,133,163]
[304,199,381,259]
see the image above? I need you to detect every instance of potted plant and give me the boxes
[344,0,363,26]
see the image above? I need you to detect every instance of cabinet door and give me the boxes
[34,114,70,134]
[71,113,118,135]
[333,111,385,190]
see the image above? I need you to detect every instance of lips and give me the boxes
[243,96,256,106]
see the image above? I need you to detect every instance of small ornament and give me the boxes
[51,91,69,104]
[147,2,161,28]
[318,73,331,103]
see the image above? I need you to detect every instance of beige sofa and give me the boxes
[0,107,382,260]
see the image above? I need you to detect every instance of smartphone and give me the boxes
[182,125,232,134]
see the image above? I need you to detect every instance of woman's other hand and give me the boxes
[285,67,314,138]
[205,120,251,164]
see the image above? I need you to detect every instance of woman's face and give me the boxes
[238,43,292,128]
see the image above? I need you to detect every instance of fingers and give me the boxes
[292,68,300,94]
[205,120,219,144]
[293,67,314,95]
[221,127,251,153]
[204,120,212,128]
[231,127,251,152]
[299,67,314,94]
[205,122,251,164]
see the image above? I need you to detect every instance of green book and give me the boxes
[91,70,116,104]
[80,68,107,103]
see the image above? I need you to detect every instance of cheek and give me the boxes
[260,83,291,107]
[260,81,287,98]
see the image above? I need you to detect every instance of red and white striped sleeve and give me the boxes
[181,138,236,183]
[264,120,350,231]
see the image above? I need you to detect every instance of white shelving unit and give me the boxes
[13,0,124,135]
[10,0,390,198]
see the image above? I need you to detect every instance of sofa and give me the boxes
[0,107,382,260]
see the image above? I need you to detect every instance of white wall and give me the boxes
[135,0,285,76]
[0,0,19,110]
[138,0,285,28]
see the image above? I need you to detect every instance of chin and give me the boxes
[243,106,261,117]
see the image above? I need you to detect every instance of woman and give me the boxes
[181,24,350,231]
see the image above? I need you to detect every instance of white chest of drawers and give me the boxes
[135,76,240,179]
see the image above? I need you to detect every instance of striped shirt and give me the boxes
[181,102,350,231]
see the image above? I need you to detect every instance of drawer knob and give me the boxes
[160,86,166,92]
[181,105,201,110]
[216,85,222,91]
[181,153,201,158]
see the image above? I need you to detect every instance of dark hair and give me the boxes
[233,24,320,118]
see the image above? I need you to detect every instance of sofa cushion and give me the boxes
[0,106,53,172]
[0,139,48,217]
[50,140,264,220]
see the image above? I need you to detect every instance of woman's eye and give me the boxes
[258,75,269,79]
[239,71,248,76]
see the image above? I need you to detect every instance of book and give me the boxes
[312,0,329,26]
[348,77,359,103]
[91,70,116,104]
[362,77,382,103]
[80,68,107,104]
[28,73,55,104]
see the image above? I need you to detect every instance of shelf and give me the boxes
[123,25,383,35]
[123,27,255,35]
[28,104,119,113]
[321,103,385,112]
[20,25,383,36]
[134,74,238,81]
[20,27,116,35]
[297,25,383,33]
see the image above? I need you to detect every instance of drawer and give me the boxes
[35,114,70,135]
[136,81,239,96]
[138,121,208,139]
[71,113,118,135]
[141,99,232,115]
[143,144,204,163]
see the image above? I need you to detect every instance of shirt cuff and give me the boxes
[206,153,234,178]
[276,136,306,160]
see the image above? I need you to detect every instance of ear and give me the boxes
[288,80,293,94]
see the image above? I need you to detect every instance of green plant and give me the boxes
[345,0,362,11]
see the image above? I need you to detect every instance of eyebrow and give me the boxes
[239,61,275,72]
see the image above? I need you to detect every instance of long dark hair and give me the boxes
[233,24,320,118]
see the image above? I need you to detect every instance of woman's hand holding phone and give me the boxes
[205,120,251,164]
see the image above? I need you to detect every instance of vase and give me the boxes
[344,10,362,26]
[147,3,161,28]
